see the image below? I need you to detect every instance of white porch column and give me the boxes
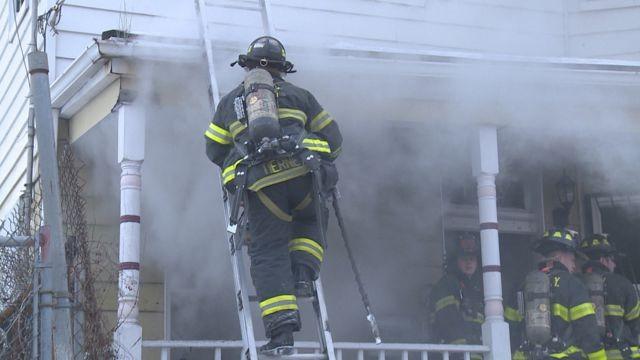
[114,100,145,360]
[471,125,511,360]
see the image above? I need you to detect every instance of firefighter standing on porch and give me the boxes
[204,36,342,355]
[509,228,606,360]
[580,234,640,359]
[429,232,484,358]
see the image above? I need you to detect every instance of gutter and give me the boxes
[50,38,203,118]
[50,37,640,120]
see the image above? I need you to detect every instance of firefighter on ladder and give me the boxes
[509,228,606,360]
[579,234,640,359]
[429,232,484,359]
[204,36,342,355]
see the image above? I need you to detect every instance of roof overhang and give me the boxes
[50,37,640,127]
[50,37,204,119]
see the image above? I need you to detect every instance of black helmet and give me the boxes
[532,228,578,256]
[231,36,295,73]
[579,234,617,259]
[452,232,480,258]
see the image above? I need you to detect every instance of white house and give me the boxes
[1,1,640,359]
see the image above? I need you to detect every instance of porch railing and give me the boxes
[143,340,490,360]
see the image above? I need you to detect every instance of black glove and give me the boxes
[300,150,322,171]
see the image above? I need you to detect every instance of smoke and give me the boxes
[68,1,640,357]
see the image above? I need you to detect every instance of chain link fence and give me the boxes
[0,142,117,359]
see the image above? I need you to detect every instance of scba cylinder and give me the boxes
[524,271,552,345]
[580,273,606,337]
[244,68,281,143]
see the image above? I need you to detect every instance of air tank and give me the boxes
[524,271,552,345]
[244,68,281,143]
[580,273,606,337]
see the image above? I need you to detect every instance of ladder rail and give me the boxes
[230,215,260,360]
[313,278,336,359]
[192,0,258,357]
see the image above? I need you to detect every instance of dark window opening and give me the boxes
[600,206,640,283]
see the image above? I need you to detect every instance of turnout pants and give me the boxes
[247,173,327,337]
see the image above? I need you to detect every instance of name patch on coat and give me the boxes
[264,157,302,175]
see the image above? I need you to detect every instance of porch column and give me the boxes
[471,125,511,359]
[114,100,145,360]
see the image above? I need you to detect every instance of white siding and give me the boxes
[208,0,565,55]
[567,0,640,59]
[0,0,33,218]
[48,0,566,78]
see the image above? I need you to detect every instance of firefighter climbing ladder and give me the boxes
[194,1,336,359]
[226,208,336,360]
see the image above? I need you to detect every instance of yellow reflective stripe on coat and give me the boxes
[205,123,232,145]
[289,238,323,261]
[278,108,307,126]
[586,348,607,360]
[462,312,484,324]
[302,138,331,153]
[229,120,247,138]
[552,303,570,321]
[625,301,640,321]
[435,295,460,312]
[222,159,243,184]
[607,349,624,360]
[550,346,584,359]
[605,304,625,317]
[570,302,595,321]
[309,110,334,132]
[504,306,523,322]
[259,295,298,317]
[513,350,527,360]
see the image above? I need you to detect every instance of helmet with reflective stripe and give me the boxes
[579,233,617,259]
[232,36,296,73]
[532,228,578,256]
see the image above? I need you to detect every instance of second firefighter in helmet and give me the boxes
[430,232,484,349]
[204,36,342,355]
[509,228,606,360]
[580,234,640,359]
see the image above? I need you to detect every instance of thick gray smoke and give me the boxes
[70,2,640,358]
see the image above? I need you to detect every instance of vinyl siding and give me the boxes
[50,0,566,79]
[0,0,33,218]
[567,0,640,59]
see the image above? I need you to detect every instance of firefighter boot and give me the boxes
[259,324,295,356]
[294,265,315,298]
